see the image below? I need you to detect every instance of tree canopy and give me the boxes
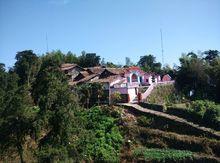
[137,54,162,73]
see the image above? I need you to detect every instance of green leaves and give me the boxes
[133,148,193,162]
[138,55,162,73]
[71,107,123,161]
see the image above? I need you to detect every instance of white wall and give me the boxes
[128,88,137,102]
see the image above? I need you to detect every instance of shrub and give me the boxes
[190,100,216,117]
[203,105,220,130]
[139,102,165,112]
[110,91,122,104]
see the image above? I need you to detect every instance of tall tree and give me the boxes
[33,62,78,161]
[0,70,36,163]
[65,51,78,63]
[175,54,209,99]
[137,54,162,73]
[78,51,100,67]
[14,50,40,87]
[203,50,220,63]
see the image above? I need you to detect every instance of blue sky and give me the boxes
[0,0,220,68]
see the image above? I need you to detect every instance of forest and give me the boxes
[0,49,220,162]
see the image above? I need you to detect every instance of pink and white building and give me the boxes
[61,64,174,103]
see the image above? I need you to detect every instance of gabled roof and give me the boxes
[105,68,126,75]
[61,63,84,71]
[69,74,98,85]
[90,75,120,84]
[85,66,105,74]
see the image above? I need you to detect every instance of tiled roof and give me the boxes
[69,74,98,85]
[105,68,126,75]
[80,71,90,77]
[90,75,120,83]
[61,63,81,71]
[86,66,105,74]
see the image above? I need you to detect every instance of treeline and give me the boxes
[0,50,123,162]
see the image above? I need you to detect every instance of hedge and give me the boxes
[139,102,165,112]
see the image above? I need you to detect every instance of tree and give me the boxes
[106,62,119,68]
[208,57,220,102]
[0,74,36,163]
[203,50,220,63]
[78,51,100,67]
[14,50,40,87]
[76,83,103,108]
[41,50,66,68]
[137,54,161,73]
[161,64,176,79]
[33,62,78,161]
[175,54,209,99]
[65,51,78,63]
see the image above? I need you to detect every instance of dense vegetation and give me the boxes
[132,148,193,162]
[0,49,220,162]
[0,50,123,162]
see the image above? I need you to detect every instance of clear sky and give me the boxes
[0,0,220,68]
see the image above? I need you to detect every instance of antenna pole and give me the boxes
[160,29,164,65]
[46,33,49,53]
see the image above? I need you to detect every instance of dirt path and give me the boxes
[118,103,220,140]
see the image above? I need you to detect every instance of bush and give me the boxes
[132,147,193,162]
[191,100,216,117]
[110,91,122,104]
[69,107,123,161]
[166,101,220,131]
[203,105,220,130]
[190,100,220,130]
[139,102,165,112]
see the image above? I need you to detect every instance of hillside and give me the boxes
[118,105,220,162]
[145,84,184,106]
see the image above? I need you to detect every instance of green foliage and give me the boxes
[166,100,220,130]
[70,107,123,162]
[133,147,193,162]
[175,54,209,99]
[78,51,101,67]
[175,50,220,102]
[110,91,122,104]
[190,100,215,117]
[65,51,78,63]
[146,84,184,106]
[0,85,37,163]
[32,58,79,161]
[14,50,40,87]
[76,83,104,108]
[137,54,162,73]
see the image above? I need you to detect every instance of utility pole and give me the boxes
[46,33,49,53]
[160,29,164,65]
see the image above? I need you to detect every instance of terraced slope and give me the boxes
[119,103,220,140]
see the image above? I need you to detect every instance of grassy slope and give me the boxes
[145,84,184,105]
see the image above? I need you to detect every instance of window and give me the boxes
[127,77,130,82]
[131,74,138,82]
[140,76,142,83]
